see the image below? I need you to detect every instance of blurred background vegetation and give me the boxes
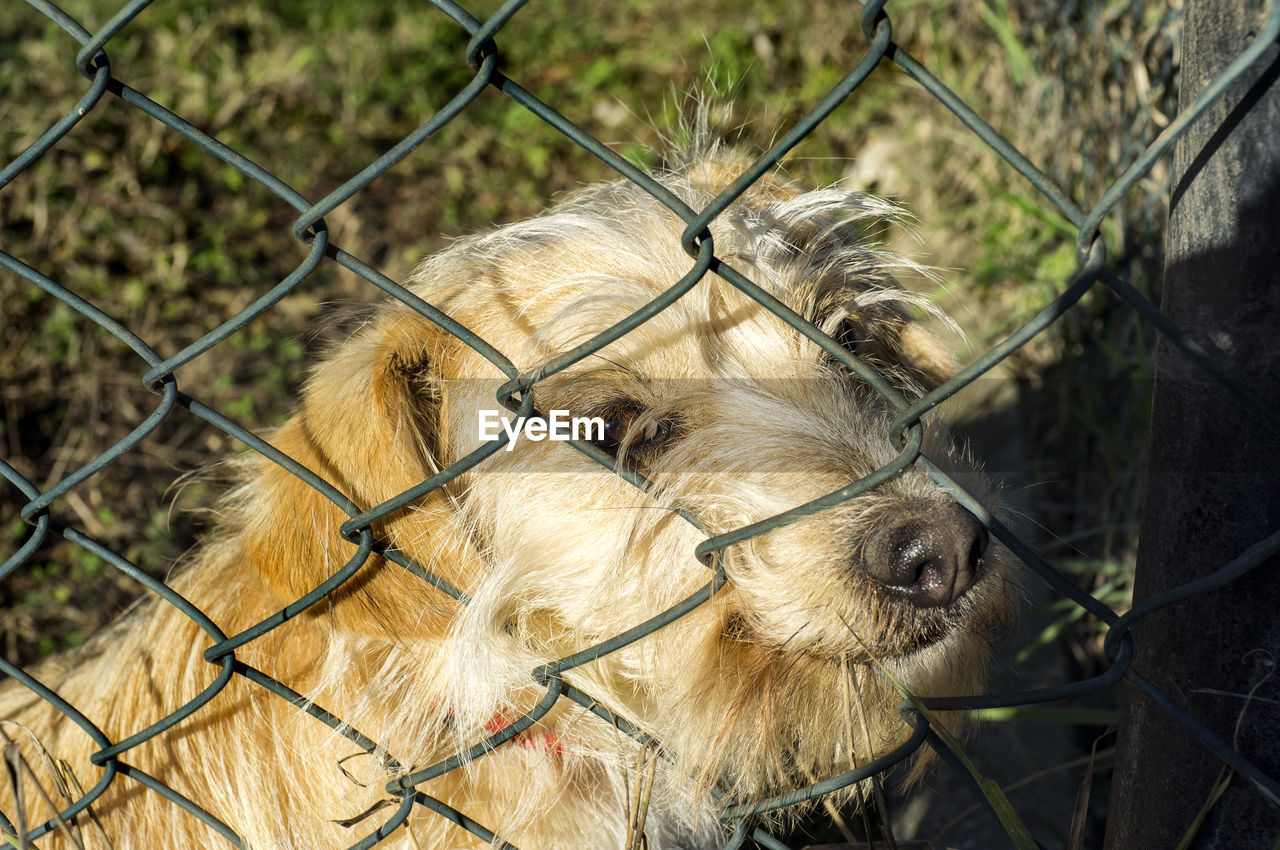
[1,0,1182,845]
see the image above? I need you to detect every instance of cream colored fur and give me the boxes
[0,147,1015,849]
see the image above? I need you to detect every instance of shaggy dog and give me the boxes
[0,145,1014,849]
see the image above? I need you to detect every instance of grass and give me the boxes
[1,0,1182,846]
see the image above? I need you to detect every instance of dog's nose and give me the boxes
[865,505,988,608]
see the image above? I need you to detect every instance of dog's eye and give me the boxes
[596,405,642,454]
[590,404,674,462]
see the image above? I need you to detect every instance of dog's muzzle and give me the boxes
[863,503,989,608]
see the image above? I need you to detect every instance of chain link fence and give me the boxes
[2,0,1278,847]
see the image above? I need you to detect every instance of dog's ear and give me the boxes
[241,308,475,639]
[834,293,959,394]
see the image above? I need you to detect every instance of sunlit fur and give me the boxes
[0,146,1016,849]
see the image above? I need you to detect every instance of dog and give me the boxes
[0,142,1015,849]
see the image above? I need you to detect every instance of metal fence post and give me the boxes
[1106,1,1280,847]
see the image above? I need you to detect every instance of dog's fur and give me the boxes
[0,146,1015,849]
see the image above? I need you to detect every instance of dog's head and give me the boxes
[246,149,1016,815]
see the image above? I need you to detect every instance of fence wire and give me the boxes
[1,0,1278,848]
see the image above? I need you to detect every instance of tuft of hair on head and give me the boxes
[657,84,750,174]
